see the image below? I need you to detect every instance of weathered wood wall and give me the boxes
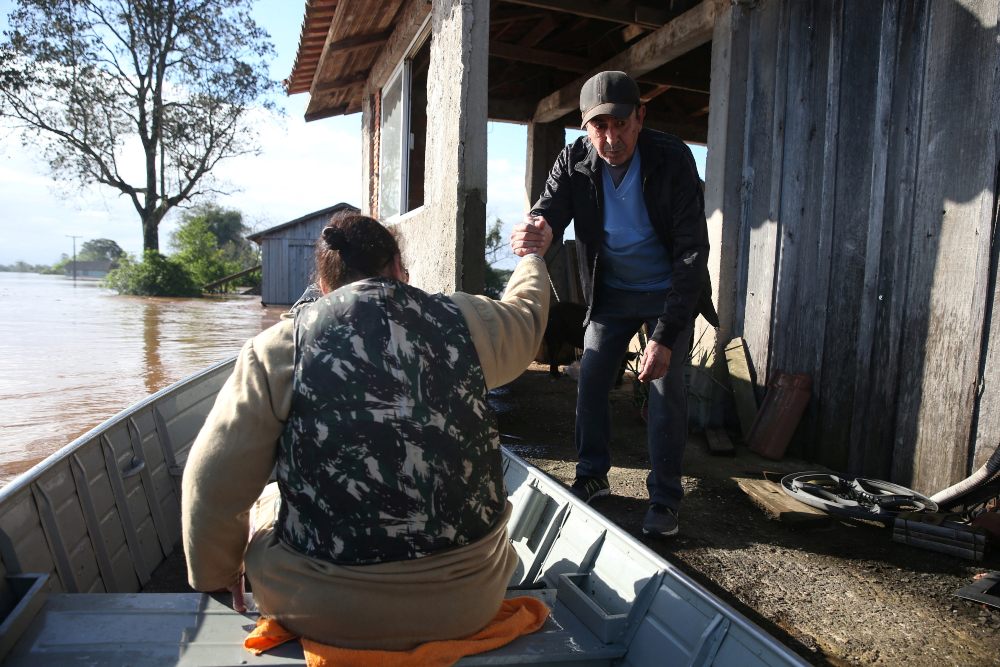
[257,209,351,305]
[718,0,1000,493]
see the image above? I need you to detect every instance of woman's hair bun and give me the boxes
[322,225,347,251]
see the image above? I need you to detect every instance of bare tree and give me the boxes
[0,0,276,251]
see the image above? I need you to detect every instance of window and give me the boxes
[379,35,429,219]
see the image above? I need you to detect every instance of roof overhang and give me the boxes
[287,0,719,142]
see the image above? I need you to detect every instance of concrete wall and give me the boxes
[360,0,489,295]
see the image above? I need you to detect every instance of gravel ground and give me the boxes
[496,364,1000,667]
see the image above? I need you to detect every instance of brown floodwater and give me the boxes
[0,272,285,487]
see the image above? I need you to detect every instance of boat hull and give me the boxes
[0,359,805,665]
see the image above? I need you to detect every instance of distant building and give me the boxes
[64,260,113,279]
[247,203,357,306]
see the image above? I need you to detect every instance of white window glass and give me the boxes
[379,66,407,219]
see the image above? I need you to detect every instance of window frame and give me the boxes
[378,17,431,221]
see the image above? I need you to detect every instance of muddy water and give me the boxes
[0,272,285,487]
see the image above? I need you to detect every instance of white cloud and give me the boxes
[0,95,362,264]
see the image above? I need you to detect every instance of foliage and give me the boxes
[104,250,200,297]
[41,254,70,274]
[78,238,124,263]
[0,0,277,253]
[484,217,513,298]
[170,204,258,289]
[170,217,233,288]
[0,260,49,273]
[187,203,246,248]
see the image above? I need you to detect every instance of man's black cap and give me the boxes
[579,71,640,128]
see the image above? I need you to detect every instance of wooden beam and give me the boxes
[725,337,759,442]
[705,428,735,456]
[736,478,831,526]
[503,0,669,29]
[490,41,590,72]
[641,116,707,144]
[621,24,646,43]
[533,0,723,123]
[488,97,537,123]
[311,71,367,94]
[325,29,392,55]
[305,104,349,122]
[489,41,709,94]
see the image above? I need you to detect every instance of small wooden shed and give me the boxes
[248,203,357,306]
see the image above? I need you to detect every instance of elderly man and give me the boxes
[511,71,717,537]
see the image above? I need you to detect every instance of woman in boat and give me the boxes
[181,212,552,649]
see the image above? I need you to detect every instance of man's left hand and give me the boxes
[638,339,672,382]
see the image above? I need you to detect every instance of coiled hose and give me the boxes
[929,440,1000,508]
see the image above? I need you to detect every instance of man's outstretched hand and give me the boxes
[510,214,553,258]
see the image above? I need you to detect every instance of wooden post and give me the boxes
[525,121,565,209]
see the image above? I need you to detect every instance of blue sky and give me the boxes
[0,0,704,265]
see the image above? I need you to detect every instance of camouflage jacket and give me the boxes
[275,278,505,565]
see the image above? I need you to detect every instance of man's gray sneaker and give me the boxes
[642,503,678,537]
[570,476,610,504]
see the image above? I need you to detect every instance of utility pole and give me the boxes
[66,235,81,283]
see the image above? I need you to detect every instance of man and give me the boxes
[511,71,718,537]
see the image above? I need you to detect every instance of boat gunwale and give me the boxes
[501,448,807,664]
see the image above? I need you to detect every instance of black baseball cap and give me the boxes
[579,71,640,128]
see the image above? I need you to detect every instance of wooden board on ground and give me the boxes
[705,428,735,456]
[724,337,758,441]
[736,477,830,526]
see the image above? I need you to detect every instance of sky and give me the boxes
[0,0,704,266]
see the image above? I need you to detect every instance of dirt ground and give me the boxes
[495,364,1000,667]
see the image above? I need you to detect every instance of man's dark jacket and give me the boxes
[530,128,719,349]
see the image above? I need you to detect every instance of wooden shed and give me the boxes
[285,0,1000,494]
[248,203,357,306]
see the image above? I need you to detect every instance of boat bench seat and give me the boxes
[4,589,627,666]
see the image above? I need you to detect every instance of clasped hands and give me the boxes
[510,213,554,258]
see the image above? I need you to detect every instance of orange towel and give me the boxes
[244,596,550,667]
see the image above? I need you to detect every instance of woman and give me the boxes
[182,213,551,649]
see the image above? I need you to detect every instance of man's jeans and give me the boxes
[574,288,693,511]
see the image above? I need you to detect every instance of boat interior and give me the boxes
[0,360,803,665]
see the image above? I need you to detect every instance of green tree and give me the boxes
[484,217,513,298]
[78,238,124,263]
[169,204,256,289]
[0,0,277,253]
[104,250,200,297]
[170,217,232,288]
[175,203,258,273]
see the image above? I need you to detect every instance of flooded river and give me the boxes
[0,272,285,486]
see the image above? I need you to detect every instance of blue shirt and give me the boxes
[600,149,672,291]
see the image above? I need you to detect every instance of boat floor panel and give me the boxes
[4,589,625,666]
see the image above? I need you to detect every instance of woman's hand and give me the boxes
[214,572,247,612]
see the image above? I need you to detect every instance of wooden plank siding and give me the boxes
[720,0,1000,493]
[734,0,787,392]
[971,31,1000,471]
[255,209,355,305]
[892,0,1000,491]
[768,0,838,461]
